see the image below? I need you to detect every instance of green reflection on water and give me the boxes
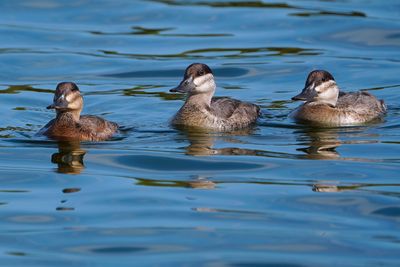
[131,26,173,35]
[89,26,233,37]
[100,46,321,59]
[84,85,182,101]
[6,251,28,257]
[0,85,53,95]
[291,11,366,17]
[0,126,33,138]
[152,0,295,9]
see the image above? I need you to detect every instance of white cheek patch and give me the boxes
[315,81,339,106]
[193,74,216,93]
[193,73,213,87]
[68,95,83,110]
[65,92,82,103]
[66,93,75,102]
[315,80,335,93]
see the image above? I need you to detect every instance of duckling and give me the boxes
[38,82,118,141]
[170,63,260,131]
[291,70,386,126]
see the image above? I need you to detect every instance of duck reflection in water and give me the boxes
[56,187,81,211]
[296,127,342,160]
[135,176,216,190]
[312,183,369,193]
[176,126,259,156]
[51,141,86,174]
[296,125,379,160]
[187,176,216,189]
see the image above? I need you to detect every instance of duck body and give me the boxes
[39,82,118,141]
[40,113,118,141]
[291,70,386,126]
[172,96,260,131]
[170,63,260,131]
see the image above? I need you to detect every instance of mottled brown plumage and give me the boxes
[170,63,260,131]
[38,82,118,141]
[291,70,386,126]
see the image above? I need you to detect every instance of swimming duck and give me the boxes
[38,82,118,141]
[291,70,386,126]
[169,63,260,131]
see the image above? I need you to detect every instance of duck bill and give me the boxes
[291,86,316,101]
[169,77,195,93]
[47,94,69,110]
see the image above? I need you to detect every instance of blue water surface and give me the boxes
[0,0,400,266]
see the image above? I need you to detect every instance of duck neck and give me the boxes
[56,109,81,123]
[185,80,216,108]
[185,92,214,108]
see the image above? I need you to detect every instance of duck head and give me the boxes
[292,70,339,107]
[47,82,83,113]
[170,63,216,96]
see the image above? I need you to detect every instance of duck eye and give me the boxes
[198,71,205,76]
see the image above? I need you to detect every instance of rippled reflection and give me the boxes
[291,11,366,17]
[90,26,233,37]
[188,177,217,189]
[152,0,295,9]
[6,251,28,257]
[177,127,259,156]
[0,84,52,94]
[312,184,400,200]
[295,127,342,160]
[100,46,321,59]
[51,141,86,174]
[294,126,381,161]
[313,184,352,193]
[136,176,216,189]
[56,187,81,211]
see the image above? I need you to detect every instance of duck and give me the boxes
[38,82,118,141]
[169,63,260,131]
[291,70,386,126]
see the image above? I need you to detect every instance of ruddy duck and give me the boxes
[291,70,386,126]
[169,63,260,131]
[38,82,118,141]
